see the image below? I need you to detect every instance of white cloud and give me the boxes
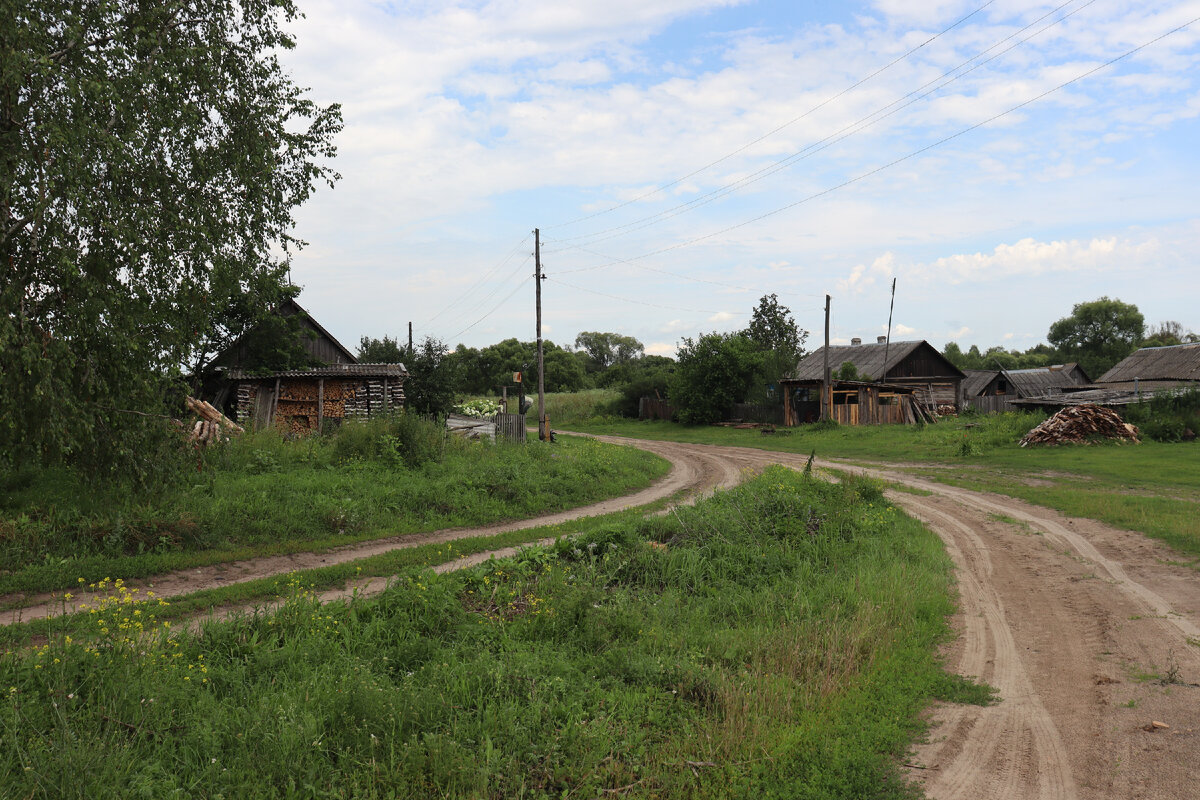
[274,0,1200,352]
[645,341,678,357]
[894,324,916,336]
[913,236,1162,284]
[950,326,971,339]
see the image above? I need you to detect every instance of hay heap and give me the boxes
[1019,403,1140,447]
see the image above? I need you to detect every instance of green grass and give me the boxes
[1,468,988,799]
[0,419,670,599]
[568,414,1200,558]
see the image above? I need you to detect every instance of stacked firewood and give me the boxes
[1019,404,1140,447]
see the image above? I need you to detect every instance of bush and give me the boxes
[1122,388,1200,443]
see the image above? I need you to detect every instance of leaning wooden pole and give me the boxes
[822,294,831,421]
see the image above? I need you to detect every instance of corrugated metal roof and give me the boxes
[1097,343,1200,383]
[225,363,407,380]
[789,340,925,380]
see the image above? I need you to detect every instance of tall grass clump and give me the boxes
[2,467,979,798]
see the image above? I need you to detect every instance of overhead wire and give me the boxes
[546,0,998,230]
[546,0,1096,260]
[431,252,533,341]
[545,276,743,315]
[546,14,1200,276]
[419,232,531,329]
[446,272,532,343]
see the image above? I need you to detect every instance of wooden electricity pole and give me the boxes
[535,229,547,441]
[822,294,831,421]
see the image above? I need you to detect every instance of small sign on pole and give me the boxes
[513,372,522,384]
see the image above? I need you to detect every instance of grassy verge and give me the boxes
[1,467,987,799]
[1,424,670,599]
[0,502,671,649]
[570,415,1200,556]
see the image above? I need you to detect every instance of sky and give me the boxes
[278,0,1200,358]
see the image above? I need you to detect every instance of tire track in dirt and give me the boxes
[8,435,1198,799]
[2,439,741,627]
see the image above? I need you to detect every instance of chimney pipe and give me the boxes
[851,337,862,346]
[877,335,887,344]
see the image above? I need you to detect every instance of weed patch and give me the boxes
[1,468,972,799]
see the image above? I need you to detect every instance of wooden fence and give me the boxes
[495,413,527,442]
[639,397,675,421]
[730,403,784,425]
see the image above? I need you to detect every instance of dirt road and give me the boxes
[6,436,1198,797]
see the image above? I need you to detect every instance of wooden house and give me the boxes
[210,298,407,433]
[781,339,963,425]
[962,364,1090,413]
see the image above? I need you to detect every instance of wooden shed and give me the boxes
[783,339,964,424]
[963,364,1090,413]
[228,363,407,434]
[781,379,918,426]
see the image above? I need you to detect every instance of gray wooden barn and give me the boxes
[962,364,1090,413]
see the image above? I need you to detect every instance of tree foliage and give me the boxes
[573,331,644,372]
[668,333,762,424]
[1047,297,1145,379]
[743,294,807,365]
[404,337,458,417]
[1,0,341,477]
[450,339,586,395]
[357,335,407,364]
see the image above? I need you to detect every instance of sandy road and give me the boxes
[620,440,1200,800]
[5,436,1198,797]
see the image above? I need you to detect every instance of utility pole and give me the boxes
[822,294,831,421]
[408,321,413,359]
[535,229,547,441]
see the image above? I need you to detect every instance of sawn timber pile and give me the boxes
[1019,403,1140,447]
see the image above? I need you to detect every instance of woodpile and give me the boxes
[186,396,243,434]
[1019,404,1140,447]
[185,396,243,447]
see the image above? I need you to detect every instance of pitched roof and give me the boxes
[788,340,963,381]
[962,369,998,397]
[1003,364,1090,396]
[1097,342,1200,383]
[279,297,358,364]
[226,363,407,380]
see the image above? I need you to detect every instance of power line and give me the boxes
[544,238,822,298]
[428,252,532,339]
[419,232,531,329]
[546,276,742,315]
[546,0,998,231]
[446,274,531,343]
[546,0,1095,258]
[548,15,1200,276]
